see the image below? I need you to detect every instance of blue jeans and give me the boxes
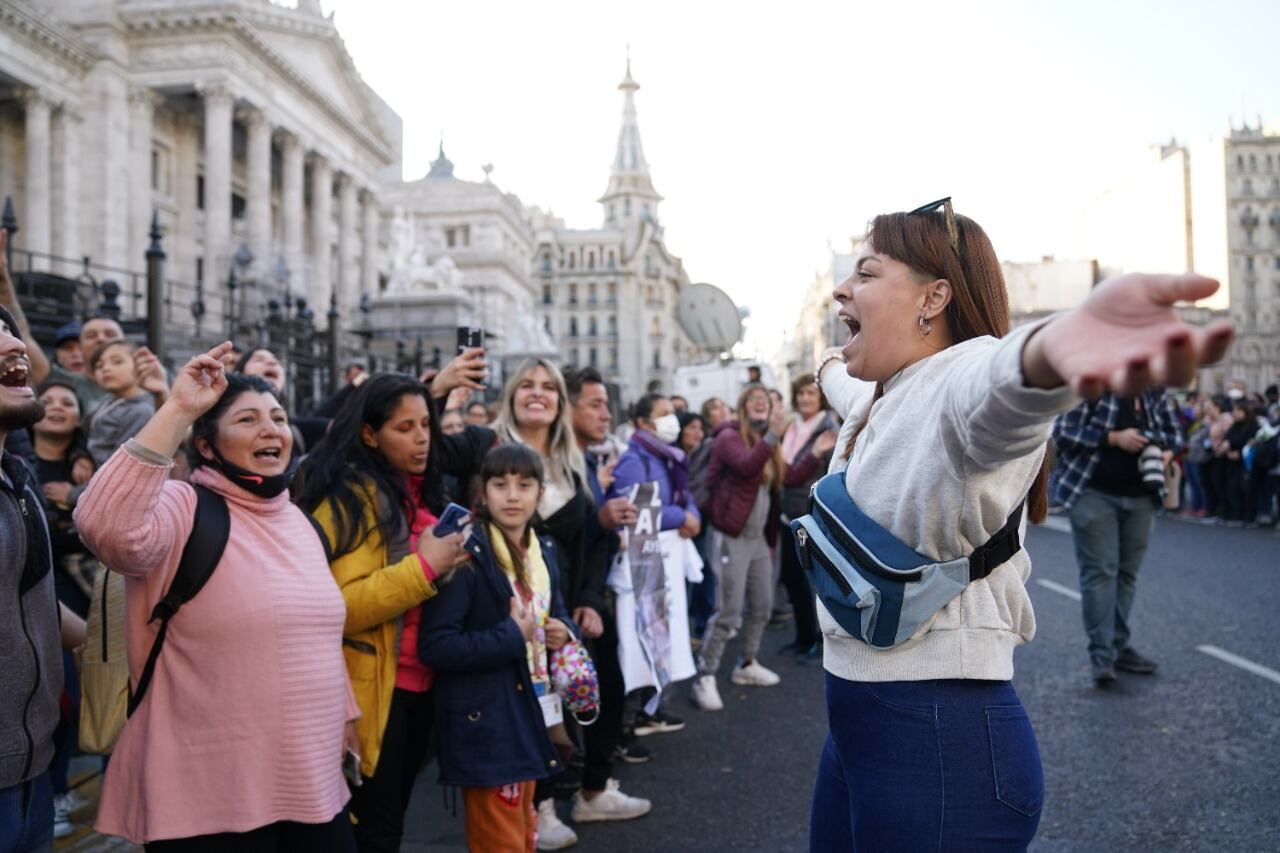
[1067,488,1157,662]
[0,771,54,853]
[813,674,1042,852]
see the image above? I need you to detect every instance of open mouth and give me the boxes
[252,447,282,460]
[0,360,32,390]
[842,314,862,341]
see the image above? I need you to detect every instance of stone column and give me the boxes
[21,89,52,258]
[279,132,304,281]
[361,189,379,299]
[51,104,82,274]
[172,112,201,286]
[242,106,272,264]
[309,153,332,310]
[129,86,161,269]
[337,172,357,310]
[199,82,234,285]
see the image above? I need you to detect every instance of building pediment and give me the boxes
[119,2,395,162]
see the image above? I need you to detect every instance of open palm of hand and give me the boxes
[1035,273,1234,397]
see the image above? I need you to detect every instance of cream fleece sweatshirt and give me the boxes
[818,323,1078,682]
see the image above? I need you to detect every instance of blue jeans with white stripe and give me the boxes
[812,673,1043,852]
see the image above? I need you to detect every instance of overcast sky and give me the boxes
[325,0,1279,356]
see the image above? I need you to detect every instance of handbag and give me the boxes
[79,567,128,754]
[549,638,600,725]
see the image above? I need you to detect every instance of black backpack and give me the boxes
[128,485,332,716]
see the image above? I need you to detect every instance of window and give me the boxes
[588,251,595,269]
[542,253,552,272]
[609,347,618,369]
[542,285,552,305]
[151,149,161,191]
[589,347,598,367]
[197,174,205,210]
[624,198,632,216]
[569,252,576,270]
[589,316,598,336]
[231,192,246,220]
[607,251,616,268]
[650,316,661,335]
[569,317,579,337]
[1244,179,1254,196]
[1274,256,1280,271]
[568,284,578,304]
[1238,154,1245,171]
[1246,256,1255,271]
[196,257,204,285]
[608,204,616,222]
[607,315,616,337]
[1250,154,1258,172]
[588,283,597,304]
[607,282,617,303]
[544,316,552,334]
[652,350,661,370]
[446,228,456,248]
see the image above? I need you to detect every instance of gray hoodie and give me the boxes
[0,451,63,787]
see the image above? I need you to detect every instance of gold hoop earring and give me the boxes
[918,314,932,337]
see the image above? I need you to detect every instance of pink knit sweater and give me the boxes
[74,444,355,843]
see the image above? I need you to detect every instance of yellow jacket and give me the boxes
[311,483,437,777]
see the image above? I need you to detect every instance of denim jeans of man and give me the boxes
[0,771,55,853]
[1068,487,1157,663]
[812,674,1043,852]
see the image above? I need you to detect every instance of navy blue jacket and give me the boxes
[418,524,577,788]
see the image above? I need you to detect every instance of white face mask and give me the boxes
[653,413,681,444]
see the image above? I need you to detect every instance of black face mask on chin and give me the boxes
[206,448,299,499]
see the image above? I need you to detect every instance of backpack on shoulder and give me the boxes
[79,485,230,753]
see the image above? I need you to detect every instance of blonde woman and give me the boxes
[691,383,787,711]
[493,359,650,845]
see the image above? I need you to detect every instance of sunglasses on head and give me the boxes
[908,196,962,258]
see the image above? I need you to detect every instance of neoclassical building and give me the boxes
[0,0,397,337]
[374,145,556,384]
[532,61,698,403]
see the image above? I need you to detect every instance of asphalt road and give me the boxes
[403,516,1280,852]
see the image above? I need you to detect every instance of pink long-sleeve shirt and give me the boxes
[74,443,355,844]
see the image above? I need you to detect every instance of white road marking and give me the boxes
[1196,645,1280,686]
[1035,578,1082,601]
[1039,516,1072,534]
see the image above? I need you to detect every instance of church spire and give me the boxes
[599,53,662,227]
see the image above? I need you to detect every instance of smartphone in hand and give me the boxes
[434,502,472,538]
[457,326,484,354]
[343,749,362,788]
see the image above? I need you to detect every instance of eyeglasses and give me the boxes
[908,196,962,258]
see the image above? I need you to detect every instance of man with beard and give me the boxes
[0,304,85,852]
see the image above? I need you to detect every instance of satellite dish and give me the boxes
[676,283,743,352]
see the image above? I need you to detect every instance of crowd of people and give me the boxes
[0,234,854,852]
[1,198,1240,852]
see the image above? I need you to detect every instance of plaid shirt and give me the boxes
[1051,389,1184,509]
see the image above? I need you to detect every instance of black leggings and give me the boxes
[778,525,819,649]
[349,688,434,853]
[144,809,355,853]
[582,597,626,793]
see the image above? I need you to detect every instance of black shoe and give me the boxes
[778,640,809,656]
[634,710,685,737]
[1115,647,1159,675]
[1091,656,1117,687]
[795,641,823,665]
[613,742,653,764]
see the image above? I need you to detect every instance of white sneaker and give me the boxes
[731,659,781,687]
[53,794,73,839]
[691,674,724,711]
[536,798,578,850]
[571,779,652,823]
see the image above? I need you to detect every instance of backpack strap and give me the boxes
[128,484,230,716]
[305,512,333,563]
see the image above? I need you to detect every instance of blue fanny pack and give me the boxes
[791,472,1024,649]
